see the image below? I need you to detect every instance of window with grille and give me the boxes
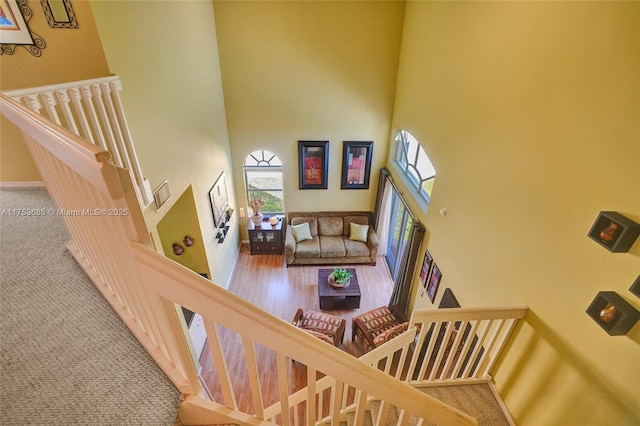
[243,150,285,215]
[391,130,436,209]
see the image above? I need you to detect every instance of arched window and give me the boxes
[243,150,284,216]
[391,130,436,209]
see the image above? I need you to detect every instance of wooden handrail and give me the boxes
[410,306,528,323]
[2,76,153,207]
[1,94,121,199]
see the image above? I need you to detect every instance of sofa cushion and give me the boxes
[303,329,335,345]
[291,216,318,236]
[373,322,409,347]
[291,222,312,242]
[343,215,369,237]
[318,217,343,236]
[295,237,320,258]
[349,222,369,243]
[344,238,370,257]
[319,236,346,257]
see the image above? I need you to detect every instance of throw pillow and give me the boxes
[349,222,369,243]
[292,222,313,242]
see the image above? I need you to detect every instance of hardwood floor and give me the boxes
[198,244,394,414]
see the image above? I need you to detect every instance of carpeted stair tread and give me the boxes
[344,407,373,426]
[366,384,509,426]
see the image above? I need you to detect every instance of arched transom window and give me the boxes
[392,130,436,209]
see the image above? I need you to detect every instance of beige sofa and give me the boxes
[285,211,379,267]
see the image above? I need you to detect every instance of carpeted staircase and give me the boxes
[0,187,180,425]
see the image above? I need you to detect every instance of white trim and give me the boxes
[1,75,120,98]
[0,181,45,187]
[222,242,243,290]
[488,380,517,426]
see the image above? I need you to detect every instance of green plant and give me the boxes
[332,268,353,284]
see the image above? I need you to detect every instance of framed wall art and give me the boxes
[209,172,229,228]
[426,262,442,303]
[0,0,45,56]
[630,275,640,299]
[41,0,78,29]
[341,141,373,189]
[298,141,329,189]
[419,250,433,287]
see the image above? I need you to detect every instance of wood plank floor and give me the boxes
[198,244,394,414]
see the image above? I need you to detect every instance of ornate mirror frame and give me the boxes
[41,0,77,29]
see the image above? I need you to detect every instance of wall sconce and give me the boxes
[172,243,184,256]
[183,236,194,247]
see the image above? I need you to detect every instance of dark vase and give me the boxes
[172,243,184,256]
[600,222,619,243]
[599,304,618,323]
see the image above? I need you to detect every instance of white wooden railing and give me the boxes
[406,307,528,385]
[1,94,478,426]
[266,306,527,425]
[0,94,193,393]
[2,76,153,207]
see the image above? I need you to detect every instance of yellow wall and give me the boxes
[90,0,238,288]
[0,0,110,181]
[394,2,640,425]
[157,186,211,278]
[4,2,639,422]
[213,0,404,218]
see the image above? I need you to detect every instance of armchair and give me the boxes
[293,309,346,347]
[352,305,408,352]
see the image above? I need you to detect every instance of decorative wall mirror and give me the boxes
[41,0,78,29]
[0,0,46,56]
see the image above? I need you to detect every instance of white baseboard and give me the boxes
[0,181,45,187]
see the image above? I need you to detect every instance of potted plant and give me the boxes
[329,268,353,288]
[249,195,264,226]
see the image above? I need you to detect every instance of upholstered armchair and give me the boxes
[293,309,346,347]
[352,305,408,352]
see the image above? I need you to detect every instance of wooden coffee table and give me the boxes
[318,268,361,310]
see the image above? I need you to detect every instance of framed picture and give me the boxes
[426,263,442,303]
[341,141,373,189]
[0,0,44,56]
[630,275,640,299]
[209,172,229,228]
[419,250,433,287]
[298,141,329,189]
[41,0,78,29]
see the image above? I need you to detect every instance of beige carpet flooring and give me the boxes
[0,187,180,425]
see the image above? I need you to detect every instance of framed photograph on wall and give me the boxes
[209,172,229,228]
[298,141,329,189]
[341,141,373,189]
[419,250,433,287]
[426,262,442,303]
